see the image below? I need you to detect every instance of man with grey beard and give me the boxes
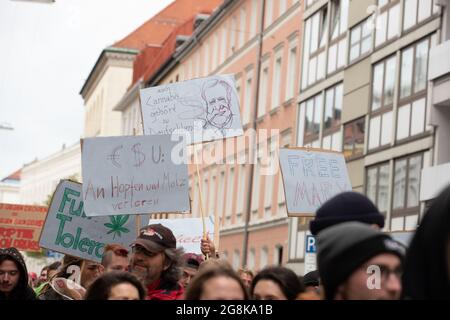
[129,224,184,300]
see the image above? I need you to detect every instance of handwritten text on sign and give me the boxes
[139,74,243,144]
[81,135,190,216]
[148,217,215,255]
[39,180,137,262]
[279,148,351,215]
[0,203,47,252]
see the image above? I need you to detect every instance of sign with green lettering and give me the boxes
[39,180,137,262]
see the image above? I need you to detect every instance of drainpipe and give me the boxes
[242,0,266,268]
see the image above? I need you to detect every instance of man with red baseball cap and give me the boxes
[129,224,184,300]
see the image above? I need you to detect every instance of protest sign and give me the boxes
[39,180,137,262]
[147,216,215,255]
[0,203,47,252]
[81,135,190,216]
[279,147,352,216]
[139,74,243,144]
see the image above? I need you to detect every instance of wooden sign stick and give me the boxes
[195,149,209,260]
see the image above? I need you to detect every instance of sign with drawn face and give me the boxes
[279,147,352,216]
[81,135,190,216]
[39,180,137,262]
[139,74,244,144]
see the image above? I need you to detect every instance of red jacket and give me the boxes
[145,279,184,300]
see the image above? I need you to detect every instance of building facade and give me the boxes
[420,0,450,204]
[145,0,303,272]
[19,142,81,205]
[288,0,445,273]
[0,169,20,204]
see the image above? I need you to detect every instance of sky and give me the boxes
[0,0,174,179]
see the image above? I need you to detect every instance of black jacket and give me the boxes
[0,247,37,300]
[402,185,450,299]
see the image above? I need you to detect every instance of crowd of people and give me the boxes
[1,186,450,300]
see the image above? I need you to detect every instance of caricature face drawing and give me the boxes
[202,79,233,130]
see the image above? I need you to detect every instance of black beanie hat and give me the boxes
[310,191,385,235]
[317,222,405,300]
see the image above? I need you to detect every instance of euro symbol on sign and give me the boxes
[132,143,146,167]
[107,145,123,168]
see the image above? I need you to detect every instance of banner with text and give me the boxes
[81,135,190,216]
[279,147,352,216]
[0,203,47,252]
[39,180,137,262]
[139,74,243,144]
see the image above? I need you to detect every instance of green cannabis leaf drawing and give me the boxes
[104,215,130,240]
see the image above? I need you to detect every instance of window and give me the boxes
[375,0,400,47]
[322,83,343,151]
[305,0,319,8]
[301,6,328,89]
[236,164,246,220]
[251,154,261,214]
[400,39,429,98]
[191,176,199,216]
[208,169,216,215]
[279,0,287,16]
[274,245,283,265]
[233,250,241,270]
[277,131,290,214]
[213,33,219,70]
[258,63,269,117]
[366,163,390,214]
[343,117,365,159]
[349,17,373,62]
[265,0,274,28]
[392,154,423,215]
[286,40,298,100]
[272,49,283,109]
[239,7,246,48]
[202,171,209,216]
[251,0,258,37]
[397,38,430,141]
[225,167,235,225]
[260,247,268,269]
[230,15,237,54]
[263,140,276,216]
[196,52,201,78]
[205,42,210,75]
[303,93,322,145]
[327,0,349,74]
[369,56,396,150]
[403,0,439,32]
[217,171,225,221]
[236,77,242,122]
[220,26,227,63]
[323,83,343,131]
[248,248,255,270]
[244,69,253,124]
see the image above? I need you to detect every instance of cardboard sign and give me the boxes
[148,217,215,255]
[39,180,138,262]
[279,147,352,216]
[0,203,47,252]
[139,74,244,144]
[81,135,190,216]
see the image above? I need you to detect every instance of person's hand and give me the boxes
[200,235,216,258]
